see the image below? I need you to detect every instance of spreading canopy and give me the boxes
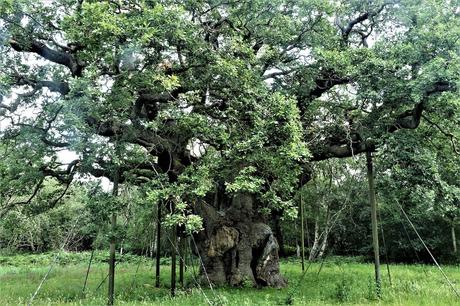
[1,0,459,221]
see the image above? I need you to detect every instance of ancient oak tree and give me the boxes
[0,0,458,287]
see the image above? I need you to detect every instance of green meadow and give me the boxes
[0,253,459,305]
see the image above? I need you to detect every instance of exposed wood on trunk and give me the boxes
[193,193,286,287]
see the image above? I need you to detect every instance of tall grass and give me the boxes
[0,252,459,305]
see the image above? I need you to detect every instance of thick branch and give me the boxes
[84,115,172,154]
[12,74,70,96]
[388,81,456,132]
[40,138,70,148]
[341,12,370,41]
[133,88,185,120]
[311,80,457,161]
[308,73,350,100]
[263,69,296,80]
[387,102,424,132]
[41,159,79,183]
[9,39,84,77]
[311,140,372,161]
[0,178,44,218]
[86,159,161,184]
[340,4,388,42]
[38,80,70,95]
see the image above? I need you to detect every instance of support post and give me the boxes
[366,151,381,297]
[108,171,119,306]
[82,249,94,293]
[452,220,457,254]
[378,209,392,286]
[300,186,305,271]
[155,201,162,288]
[184,237,188,272]
[179,236,185,287]
[171,211,177,296]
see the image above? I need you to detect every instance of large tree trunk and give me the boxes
[193,193,286,288]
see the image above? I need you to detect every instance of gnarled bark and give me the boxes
[193,193,286,288]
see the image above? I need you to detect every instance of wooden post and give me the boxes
[300,186,305,271]
[452,220,457,254]
[184,236,188,272]
[108,171,119,306]
[366,151,381,297]
[155,201,161,288]
[179,236,185,287]
[171,217,177,296]
[82,249,94,293]
[379,215,393,286]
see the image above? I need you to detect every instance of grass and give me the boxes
[0,252,459,305]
